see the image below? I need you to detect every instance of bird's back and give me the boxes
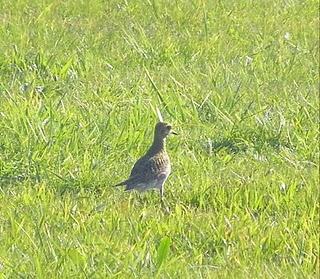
[130,150,170,182]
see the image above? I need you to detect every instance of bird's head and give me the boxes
[154,122,177,139]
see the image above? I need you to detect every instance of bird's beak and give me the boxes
[171,130,178,135]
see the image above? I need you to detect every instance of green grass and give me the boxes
[0,0,319,278]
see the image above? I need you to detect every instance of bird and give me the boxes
[114,121,177,200]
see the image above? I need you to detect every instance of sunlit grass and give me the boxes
[0,0,319,278]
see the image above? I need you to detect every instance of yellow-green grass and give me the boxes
[0,0,318,278]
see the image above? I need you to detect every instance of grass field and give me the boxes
[0,0,319,278]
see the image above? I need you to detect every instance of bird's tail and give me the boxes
[113,179,129,187]
[113,182,124,187]
[113,176,138,188]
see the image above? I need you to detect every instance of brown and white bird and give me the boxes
[114,122,177,200]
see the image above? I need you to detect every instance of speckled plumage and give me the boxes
[115,122,176,199]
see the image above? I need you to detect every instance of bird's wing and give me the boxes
[130,155,148,177]
[129,155,168,183]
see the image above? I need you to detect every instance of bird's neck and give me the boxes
[147,136,166,155]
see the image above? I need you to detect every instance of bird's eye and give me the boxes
[166,125,172,130]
